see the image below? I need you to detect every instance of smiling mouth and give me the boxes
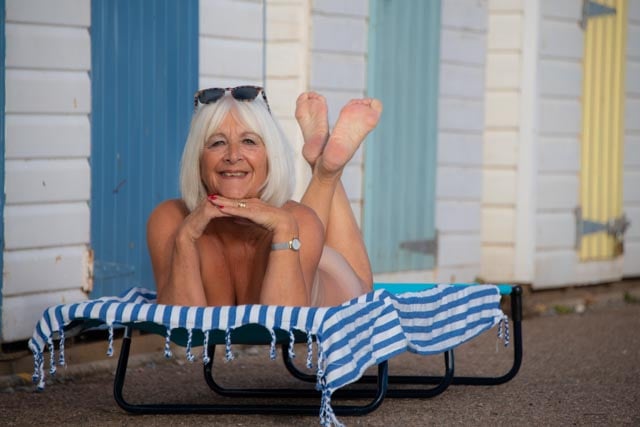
[220,171,248,177]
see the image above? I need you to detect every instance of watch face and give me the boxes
[291,238,301,251]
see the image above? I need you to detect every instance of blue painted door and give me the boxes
[90,0,198,297]
[364,0,441,273]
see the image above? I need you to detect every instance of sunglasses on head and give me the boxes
[193,86,271,113]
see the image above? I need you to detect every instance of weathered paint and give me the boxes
[580,0,628,259]
[364,0,440,274]
[2,0,92,342]
[90,0,198,297]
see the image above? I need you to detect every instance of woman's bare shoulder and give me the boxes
[148,199,189,228]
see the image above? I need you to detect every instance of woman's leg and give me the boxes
[296,92,382,298]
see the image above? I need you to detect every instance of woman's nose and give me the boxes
[224,143,242,163]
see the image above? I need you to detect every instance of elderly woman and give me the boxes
[147,87,382,307]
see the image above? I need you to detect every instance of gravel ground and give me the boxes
[2,299,639,426]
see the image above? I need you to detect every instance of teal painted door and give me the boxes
[364,0,440,273]
[90,0,198,297]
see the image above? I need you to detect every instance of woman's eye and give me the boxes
[206,140,225,148]
[243,138,257,145]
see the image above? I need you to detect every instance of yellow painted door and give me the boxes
[579,0,628,260]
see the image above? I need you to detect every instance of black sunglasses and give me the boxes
[193,86,271,113]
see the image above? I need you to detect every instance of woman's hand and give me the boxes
[176,194,229,242]
[207,195,299,240]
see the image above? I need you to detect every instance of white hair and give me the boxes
[179,95,295,211]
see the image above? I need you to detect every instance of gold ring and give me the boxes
[237,201,247,208]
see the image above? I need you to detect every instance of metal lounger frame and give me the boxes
[112,285,522,416]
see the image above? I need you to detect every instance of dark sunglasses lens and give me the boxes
[232,86,261,101]
[199,88,225,104]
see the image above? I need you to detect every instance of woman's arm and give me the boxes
[260,202,324,306]
[208,197,324,306]
[147,198,225,306]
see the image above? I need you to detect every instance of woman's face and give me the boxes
[200,110,268,199]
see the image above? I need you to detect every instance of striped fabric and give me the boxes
[29,285,507,426]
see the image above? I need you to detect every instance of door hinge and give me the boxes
[580,0,616,30]
[399,231,438,257]
[575,207,630,249]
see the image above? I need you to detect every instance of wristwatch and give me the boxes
[271,237,301,251]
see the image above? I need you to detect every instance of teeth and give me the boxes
[222,172,247,177]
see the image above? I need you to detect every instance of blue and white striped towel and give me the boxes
[29,285,507,426]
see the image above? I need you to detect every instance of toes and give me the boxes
[296,92,310,103]
[370,98,383,113]
[296,91,324,104]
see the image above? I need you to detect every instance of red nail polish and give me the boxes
[218,205,224,209]
[208,194,217,200]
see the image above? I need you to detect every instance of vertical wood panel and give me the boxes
[91,0,198,297]
[364,0,440,273]
[580,0,627,260]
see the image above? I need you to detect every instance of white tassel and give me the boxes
[224,328,234,361]
[106,325,114,357]
[202,330,211,364]
[306,331,314,369]
[269,329,277,360]
[48,338,56,376]
[186,329,196,362]
[164,328,173,358]
[58,329,66,366]
[288,329,296,360]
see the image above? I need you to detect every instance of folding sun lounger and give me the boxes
[29,283,522,426]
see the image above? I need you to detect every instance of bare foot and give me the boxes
[295,92,329,167]
[318,98,382,175]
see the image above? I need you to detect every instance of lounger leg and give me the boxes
[449,285,523,385]
[282,345,455,398]
[113,331,386,416]
[113,326,135,412]
[281,286,523,392]
[203,345,389,415]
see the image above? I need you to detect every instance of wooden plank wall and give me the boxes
[266,0,310,200]
[3,0,91,341]
[481,0,521,283]
[198,0,263,89]
[435,0,487,283]
[309,0,368,222]
[532,0,585,287]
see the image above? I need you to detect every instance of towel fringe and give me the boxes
[224,328,234,361]
[497,315,510,348]
[37,353,45,391]
[288,329,296,360]
[306,331,313,369]
[164,328,173,359]
[31,351,45,390]
[319,389,344,427]
[186,329,196,362]
[315,341,325,391]
[269,329,277,360]
[503,315,510,346]
[106,324,114,357]
[202,330,211,365]
[32,352,41,385]
[58,328,66,366]
[48,337,56,376]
